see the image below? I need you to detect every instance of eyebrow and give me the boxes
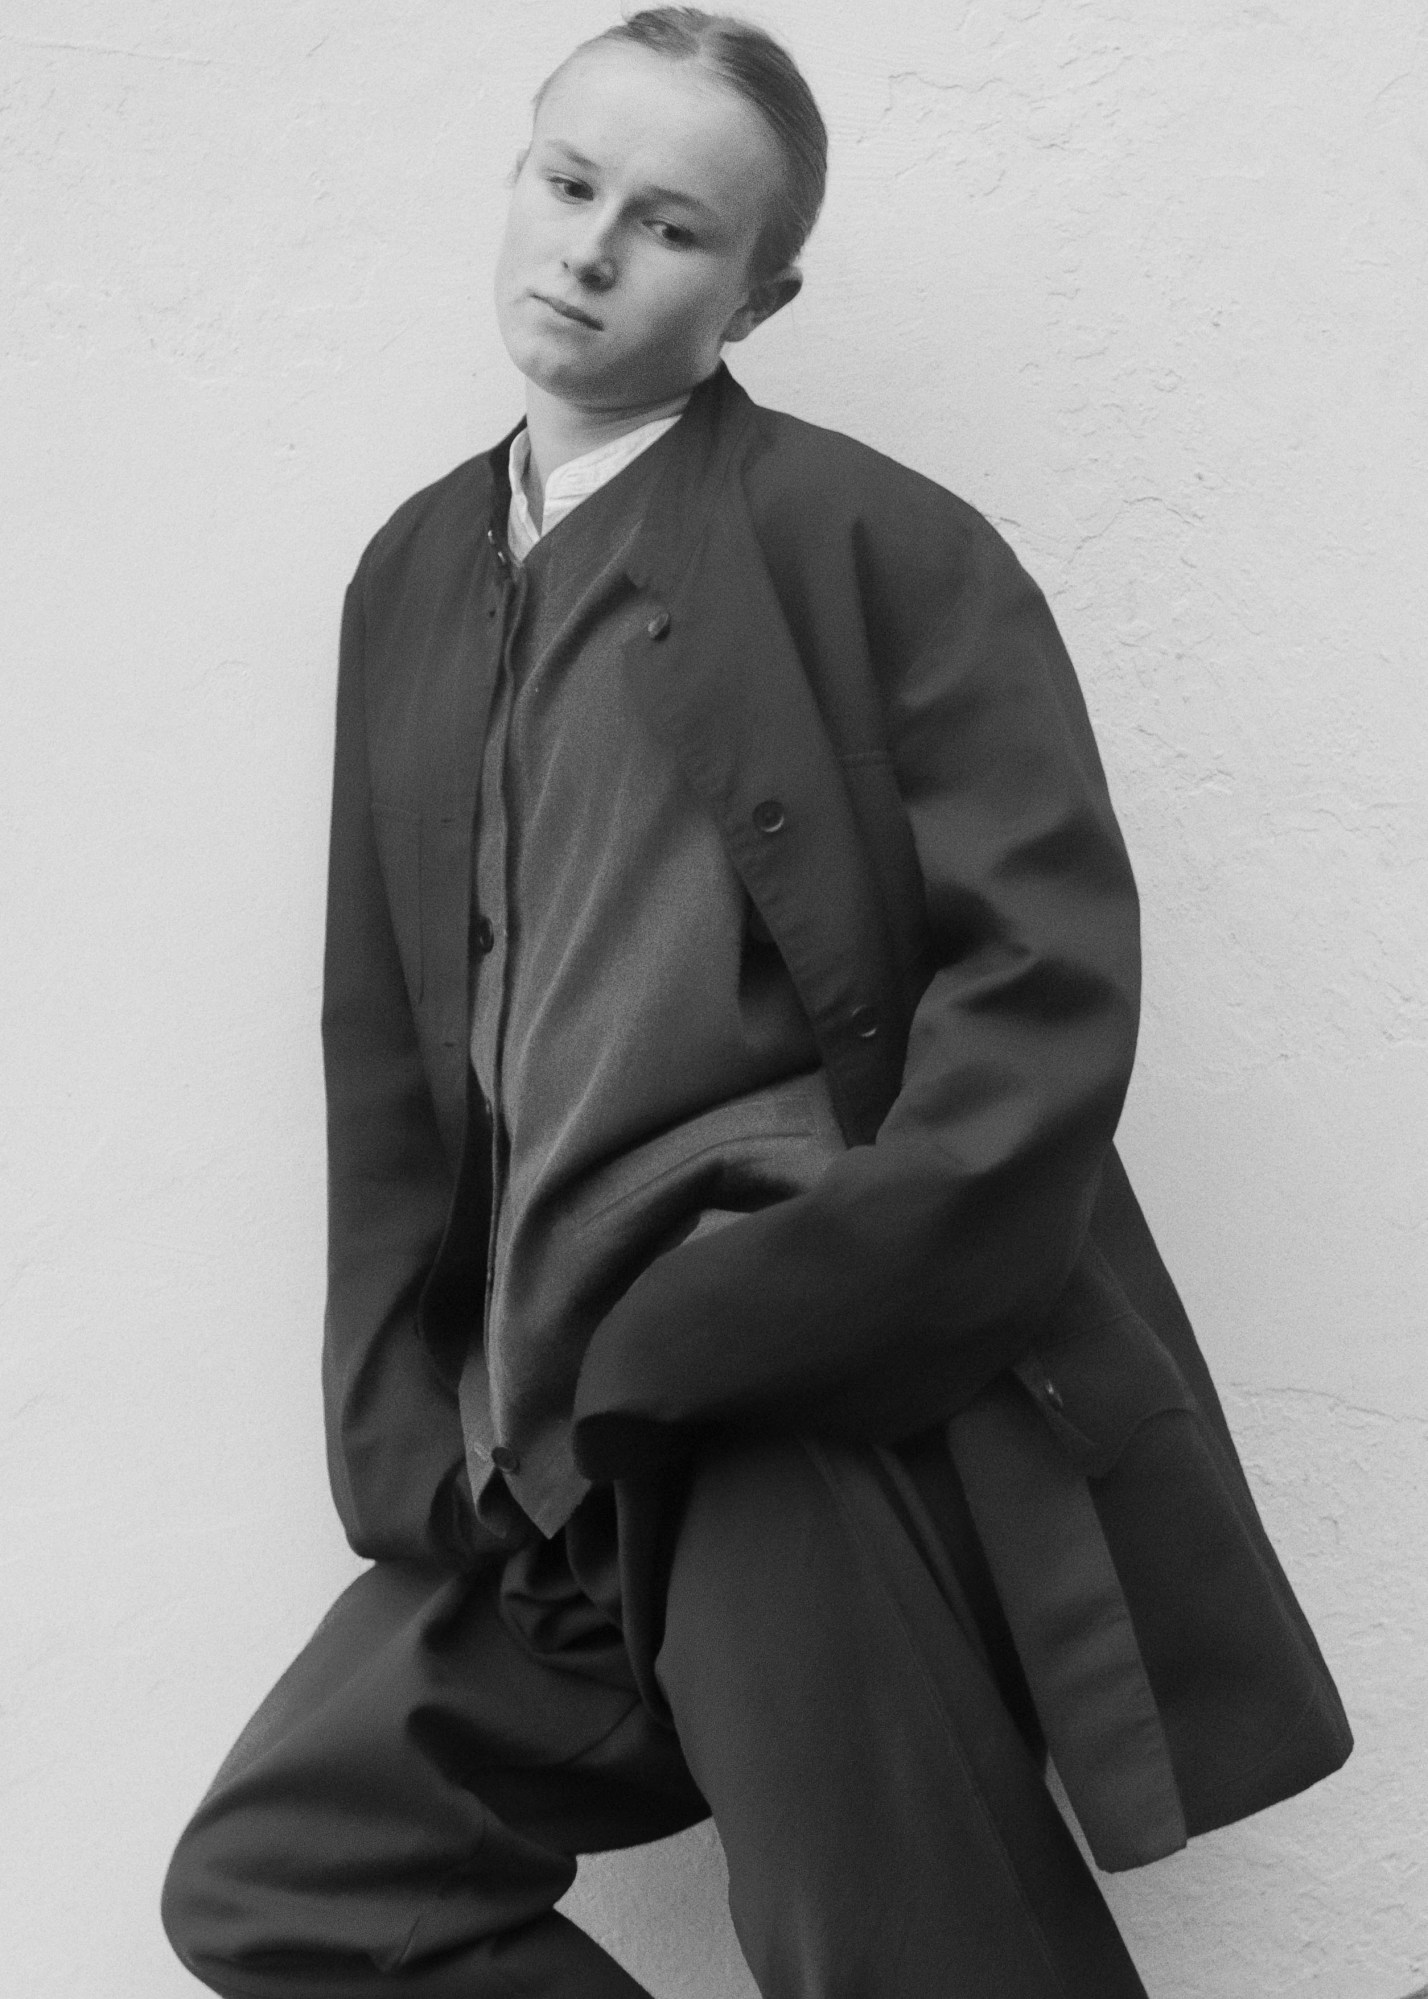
[539,141,723,223]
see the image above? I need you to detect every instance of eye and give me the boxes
[546,173,592,202]
[648,219,696,248]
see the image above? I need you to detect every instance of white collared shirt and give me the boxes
[505,397,690,563]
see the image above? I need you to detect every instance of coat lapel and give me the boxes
[366,443,514,1163]
[621,369,907,1145]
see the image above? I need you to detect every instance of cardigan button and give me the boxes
[1042,1379,1065,1413]
[491,1444,521,1474]
[646,609,671,640]
[474,915,495,954]
[849,1004,879,1040]
[752,798,786,834]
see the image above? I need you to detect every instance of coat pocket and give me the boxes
[1014,1243,1198,1478]
[571,1071,845,1278]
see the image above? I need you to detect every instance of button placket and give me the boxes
[471,561,527,1352]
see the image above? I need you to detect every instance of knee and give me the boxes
[160,1810,228,1984]
[161,1773,281,1990]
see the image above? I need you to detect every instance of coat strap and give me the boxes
[947,1377,1189,1872]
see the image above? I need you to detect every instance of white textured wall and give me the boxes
[3,3,1425,1994]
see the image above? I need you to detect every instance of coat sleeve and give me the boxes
[320,565,471,1564]
[572,508,1141,1474]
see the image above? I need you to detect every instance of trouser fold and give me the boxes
[163,1431,1146,1999]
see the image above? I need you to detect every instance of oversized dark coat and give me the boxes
[322,361,1351,1877]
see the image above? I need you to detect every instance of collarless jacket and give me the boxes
[322,364,1350,1874]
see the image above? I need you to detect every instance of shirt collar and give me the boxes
[506,394,691,562]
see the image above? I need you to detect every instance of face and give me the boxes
[494,42,799,411]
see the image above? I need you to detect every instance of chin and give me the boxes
[526,350,651,412]
[521,350,612,402]
[498,319,595,394]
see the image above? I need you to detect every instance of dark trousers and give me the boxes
[162,1430,1147,1998]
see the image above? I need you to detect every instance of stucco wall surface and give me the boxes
[2,3,1425,1995]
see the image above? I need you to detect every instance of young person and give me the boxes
[162,12,1351,1997]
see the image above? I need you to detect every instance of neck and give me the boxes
[520,379,697,519]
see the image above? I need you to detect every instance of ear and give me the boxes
[722,267,803,345]
[505,144,530,191]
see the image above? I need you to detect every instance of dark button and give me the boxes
[646,609,671,640]
[474,915,495,954]
[752,798,786,834]
[486,527,509,571]
[849,1004,879,1040]
[1042,1379,1064,1413]
[491,1444,521,1474]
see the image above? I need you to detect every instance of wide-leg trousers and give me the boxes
[161,1428,1148,1998]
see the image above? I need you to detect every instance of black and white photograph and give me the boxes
[3,4,1425,1995]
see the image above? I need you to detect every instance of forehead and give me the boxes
[532,42,783,231]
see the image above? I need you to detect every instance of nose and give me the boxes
[563,211,618,291]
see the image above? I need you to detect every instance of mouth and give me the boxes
[531,292,604,331]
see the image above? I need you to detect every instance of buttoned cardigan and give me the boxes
[321,361,1351,1875]
[461,429,842,1536]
